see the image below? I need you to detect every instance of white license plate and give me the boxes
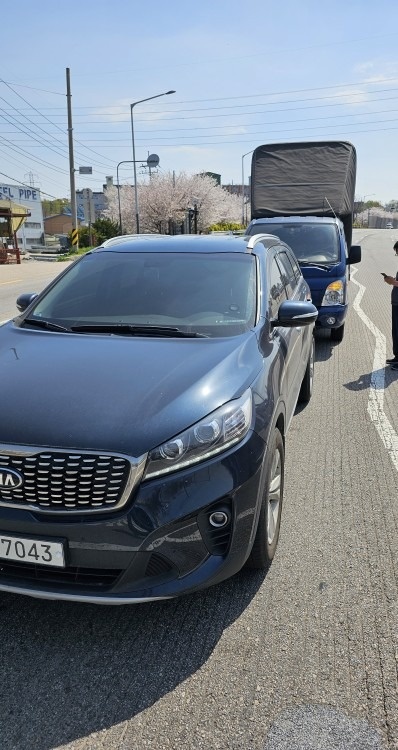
[0,534,65,568]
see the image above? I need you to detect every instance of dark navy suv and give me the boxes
[0,234,317,603]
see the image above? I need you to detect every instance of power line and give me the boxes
[44,105,398,140]
[0,170,62,199]
[74,122,398,149]
[10,82,398,120]
[0,150,71,194]
[0,79,116,170]
[17,74,397,110]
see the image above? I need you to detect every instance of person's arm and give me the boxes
[383,276,398,286]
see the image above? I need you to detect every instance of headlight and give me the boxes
[321,280,344,306]
[144,389,252,479]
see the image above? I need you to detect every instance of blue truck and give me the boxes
[246,141,361,342]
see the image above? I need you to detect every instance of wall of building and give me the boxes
[0,184,44,250]
[76,190,107,220]
[44,214,80,235]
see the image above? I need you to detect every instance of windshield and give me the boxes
[28,251,257,338]
[248,222,340,264]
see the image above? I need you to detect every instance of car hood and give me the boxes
[300,264,344,280]
[0,324,262,456]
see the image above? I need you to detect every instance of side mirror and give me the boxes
[348,245,361,264]
[271,300,318,328]
[16,292,38,312]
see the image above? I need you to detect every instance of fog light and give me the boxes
[209,511,230,528]
[326,316,336,325]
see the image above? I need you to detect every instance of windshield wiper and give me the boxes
[22,318,70,332]
[69,323,209,338]
[299,261,336,271]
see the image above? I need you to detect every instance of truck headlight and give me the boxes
[144,389,252,479]
[321,280,344,306]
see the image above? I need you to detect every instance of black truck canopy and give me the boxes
[250,141,357,246]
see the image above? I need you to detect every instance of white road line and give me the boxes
[351,268,398,472]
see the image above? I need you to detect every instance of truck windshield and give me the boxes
[248,222,340,264]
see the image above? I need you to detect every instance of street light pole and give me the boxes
[241,150,253,227]
[116,159,146,234]
[130,90,175,233]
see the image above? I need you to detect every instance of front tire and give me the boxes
[330,323,345,342]
[246,428,284,570]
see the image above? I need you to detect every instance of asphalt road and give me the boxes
[1,232,398,750]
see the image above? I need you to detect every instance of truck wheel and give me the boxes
[330,324,345,343]
[246,428,284,570]
[298,337,314,403]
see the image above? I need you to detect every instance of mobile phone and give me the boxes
[381,272,387,277]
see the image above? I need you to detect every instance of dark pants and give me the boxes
[392,304,398,357]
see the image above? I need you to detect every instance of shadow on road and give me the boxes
[344,366,398,391]
[1,569,265,749]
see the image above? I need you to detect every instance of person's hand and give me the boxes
[384,275,395,285]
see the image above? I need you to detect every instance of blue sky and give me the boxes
[2,0,398,203]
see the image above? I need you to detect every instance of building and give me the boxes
[76,190,107,221]
[222,184,250,199]
[44,214,82,235]
[0,183,44,250]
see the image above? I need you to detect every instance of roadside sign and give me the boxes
[79,166,92,175]
[147,154,159,168]
[71,228,79,247]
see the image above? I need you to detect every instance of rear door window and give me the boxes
[268,256,288,319]
[275,251,298,299]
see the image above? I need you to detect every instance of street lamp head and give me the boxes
[166,90,176,95]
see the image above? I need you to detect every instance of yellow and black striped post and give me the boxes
[71,228,79,249]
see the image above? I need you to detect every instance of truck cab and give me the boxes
[248,140,362,343]
[246,216,361,342]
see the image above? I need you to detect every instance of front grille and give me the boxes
[0,451,131,512]
[0,560,122,588]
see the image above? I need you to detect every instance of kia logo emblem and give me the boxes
[0,468,23,489]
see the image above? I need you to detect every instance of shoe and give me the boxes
[391,364,398,371]
[386,357,398,364]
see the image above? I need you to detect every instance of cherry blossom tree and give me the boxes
[103,172,242,233]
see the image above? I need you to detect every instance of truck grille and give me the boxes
[0,451,132,512]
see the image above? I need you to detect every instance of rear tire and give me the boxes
[330,323,345,342]
[298,337,314,403]
[246,428,284,570]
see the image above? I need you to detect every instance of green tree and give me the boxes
[91,217,120,244]
[73,216,120,249]
[42,198,69,217]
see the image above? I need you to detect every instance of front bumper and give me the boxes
[315,305,347,329]
[0,430,266,603]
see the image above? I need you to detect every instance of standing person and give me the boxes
[383,252,398,368]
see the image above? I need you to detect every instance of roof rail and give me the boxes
[246,233,280,251]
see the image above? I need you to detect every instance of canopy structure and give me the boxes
[0,199,31,264]
[250,141,357,246]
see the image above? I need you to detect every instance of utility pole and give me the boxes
[66,68,78,249]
